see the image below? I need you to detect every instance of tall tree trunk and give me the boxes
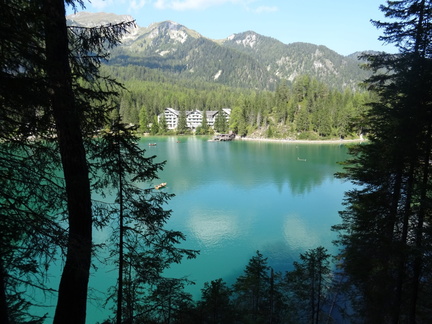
[410,120,432,323]
[409,2,429,320]
[0,260,9,324]
[117,134,124,324]
[392,162,414,324]
[43,1,93,323]
[310,260,316,324]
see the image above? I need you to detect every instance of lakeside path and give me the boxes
[238,137,366,144]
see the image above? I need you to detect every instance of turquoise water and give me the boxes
[143,137,352,295]
[35,136,353,323]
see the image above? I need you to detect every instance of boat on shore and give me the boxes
[212,133,236,141]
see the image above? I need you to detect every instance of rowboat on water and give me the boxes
[155,182,167,190]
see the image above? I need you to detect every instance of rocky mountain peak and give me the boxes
[67,11,134,27]
[227,31,260,48]
[147,21,192,43]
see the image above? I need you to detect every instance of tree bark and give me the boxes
[0,260,9,324]
[43,1,93,323]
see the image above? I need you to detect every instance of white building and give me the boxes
[158,108,231,130]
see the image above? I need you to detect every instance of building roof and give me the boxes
[160,108,231,117]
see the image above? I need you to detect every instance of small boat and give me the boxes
[155,182,167,190]
[149,143,157,146]
[297,157,307,162]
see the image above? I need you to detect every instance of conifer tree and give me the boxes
[0,2,65,321]
[93,120,198,323]
[214,108,228,133]
[177,109,188,134]
[233,251,273,323]
[139,106,150,133]
[158,114,168,134]
[198,109,210,135]
[197,278,234,323]
[1,0,135,322]
[333,1,432,322]
[284,247,331,324]
[151,115,160,135]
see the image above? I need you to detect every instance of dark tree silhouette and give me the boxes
[333,1,432,322]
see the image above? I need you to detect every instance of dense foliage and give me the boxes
[1,1,195,323]
[332,0,432,322]
[100,248,340,324]
[105,65,374,139]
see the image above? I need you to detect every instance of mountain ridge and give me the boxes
[67,12,373,90]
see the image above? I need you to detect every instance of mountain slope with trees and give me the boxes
[67,12,372,91]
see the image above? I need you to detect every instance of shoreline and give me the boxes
[140,134,367,144]
[238,136,366,144]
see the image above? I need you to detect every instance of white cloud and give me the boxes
[253,5,278,13]
[154,0,253,11]
[129,0,148,10]
[90,0,114,10]
[86,0,276,13]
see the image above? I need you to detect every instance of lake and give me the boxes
[38,136,354,322]
[152,137,352,283]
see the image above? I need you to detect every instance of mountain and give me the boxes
[67,12,372,91]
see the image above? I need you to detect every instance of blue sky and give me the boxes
[67,0,395,56]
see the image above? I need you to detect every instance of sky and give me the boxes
[66,0,396,56]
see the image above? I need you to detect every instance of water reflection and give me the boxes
[187,208,240,248]
[283,213,321,251]
[143,137,349,196]
[142,137,351,299]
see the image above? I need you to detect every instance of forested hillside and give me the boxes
[103,63,374,139]
[222,32,370,90]
[68,12,372,91]
[66,11,377,140]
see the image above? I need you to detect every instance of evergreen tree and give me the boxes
[214,108,228,133]
[0,2,64,321]
[233,251,273,323]
[284,247,331,324]
[1,0,134,322]
[151,115,160,135]
[43,3,95,320]
[229,104,247,137]
[93,120,198,323]
[177,109,188,134]
[333,1,432,322]
[198,278,234,324]
[146,278,196,323]
[43,3,134,321]
[196,109,210,135]
[274,81,290,124]
[158,114,169,134]
[139,106,150,133]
